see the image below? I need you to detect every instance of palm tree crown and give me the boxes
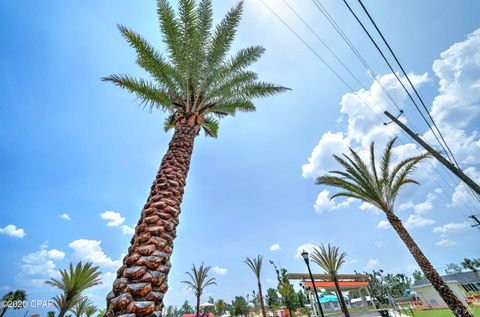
[245,255,263,279]
[103,0,288,137]
[310,244,346,276]
[71,297,93,317]
[316,137,429,212]
[182,263,216,296]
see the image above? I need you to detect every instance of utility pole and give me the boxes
[384,111,480,196]
[469,215,480,230]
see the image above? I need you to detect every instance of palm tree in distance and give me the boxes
[245,255,267,317]
[316,137,472,317]
[102,0,288,315]
[182,263,216,317]
[71,297,93,317]
[0,290,27,317]
[310,244,350,317]
[85,305,98,317]
[46,262,102,317]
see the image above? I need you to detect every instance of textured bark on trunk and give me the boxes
[332,275,350,317]
[195,293,200,317]
[106,123,198,317]
[258,280,267,317]
[386,212,472,317]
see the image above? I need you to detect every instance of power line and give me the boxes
[339,0,457,166]
[353,0,461,170]
[258,0,475,224]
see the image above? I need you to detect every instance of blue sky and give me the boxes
[1,0,479,315]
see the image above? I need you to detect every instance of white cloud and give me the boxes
[404,214,436,229]
[347,259,359,264]
[449,167,480,208]
[60,213,71,221]
[122,225,135,235]
[399,201,414,211]
[69,239,121,269]
[302,132,351,178]
[436,239,456,247]
[374,241,383,248]
[0,224,26,238]
[270,243,281,251]
[433,222,470,233]
[212,266,228,275]
[365,259,380,270]
[313,190,355,213]
[377,220,390,230]
[100,211,125,227]
[413,192,436,214]
[18,245,65,288]
[295,243,317,259]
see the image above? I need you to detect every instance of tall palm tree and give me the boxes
[71,297,93,317]
[0,290,27,317]
[85,305,98,317]
[102,1,288,315]
[46,262,102,317]
[182,263,216,317]
[316,137,472,317]
[245,255,267,317]
[310,244,350,317]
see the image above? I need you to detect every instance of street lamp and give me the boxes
[301,250,325,317]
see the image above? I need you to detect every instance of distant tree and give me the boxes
[446,263,463,274]
[48,311,56,317]
[208,297,215,305]
[296,290,307,308]
[412,270,424,282]
[249,290,260,310]
[245,255,267,317]
[85,304,98,317]
[46,262,101,317]
[0,290,27,317]
[311,244,350,317]
[265,288,280,309]
[383,273,412,297]
[180,301,194,315]
[96,308,105,317]
[461,258,480,273]
[215,299,226,315]
[182,263,216,317]
[231,296,248,317]
[71,297,93,317]
[270,262,298,316]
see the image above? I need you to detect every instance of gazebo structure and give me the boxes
[287,273,371,314]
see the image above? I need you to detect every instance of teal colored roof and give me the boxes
[319,294,339,304]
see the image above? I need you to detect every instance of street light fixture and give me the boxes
[301,250,325,317]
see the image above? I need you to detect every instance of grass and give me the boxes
[401,306,480,317]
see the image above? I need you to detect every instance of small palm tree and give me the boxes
[71,297,93,317]
[316,138,472,317]
[48,311,56,317]
[85,304,99,317]
[103,1,288,315]
[245,255,267,317]
[0,290,27,317]
[182,263,216,317]
[45,262,102,317]
[310,244,350,317]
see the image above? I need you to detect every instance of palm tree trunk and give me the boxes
[196,293,200,317]
[258,280,267,317]
[0,308,8,317]
[106,122,198,317]
[332,275,350,317]
[386,212,472,317]
[58,307,67,317]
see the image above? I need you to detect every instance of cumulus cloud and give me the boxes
[0,224,26,238]
[295,243,317,259]
[313,190,355,213]
[414,192,436,214]
[433,222,470,233]
[377,220,390,230]
[404,214,436,229]
[69,239,121,269]
[100,211,125,227]
[122,225,135,235]
[365,259,380,270]
[212,266,228,275]
[17,244,65,287]
[449,167,480,208]
[436,239,456,247]
[60,213,71,221]
[399,202,414,211]
[270,243,281,251]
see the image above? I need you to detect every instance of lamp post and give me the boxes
[301,250,325,317]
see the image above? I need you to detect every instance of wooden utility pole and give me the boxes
[384,111,480,196]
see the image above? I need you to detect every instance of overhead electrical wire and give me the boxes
[257,0,478,220]
[339,0,457,166]
[353,0,461,170]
